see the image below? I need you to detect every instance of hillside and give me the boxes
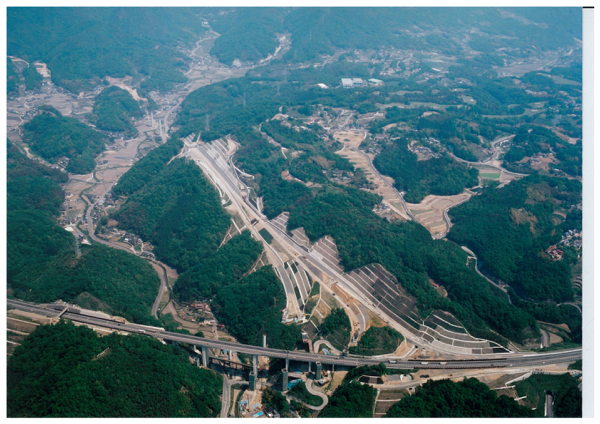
[8,321,222,417]
[22,107,109,174]
[448,174,581,303]
[385,378,535,418]
[373,137,479,203]
[7,142,160,325]
[7,8,204,93]
[92,86,142,135]
[111,158,231,272]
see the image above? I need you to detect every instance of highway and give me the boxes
[190,141,303,318]
[189,139,511,357]
[8,299,581,371]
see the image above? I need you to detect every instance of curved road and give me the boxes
[352,148,417,222]
[150,261,169,319]
[305,379,328,410]
[460,246,512,304]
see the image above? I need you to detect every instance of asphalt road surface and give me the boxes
[8,299,582,371]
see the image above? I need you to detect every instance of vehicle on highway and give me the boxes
[440,362,447,365]
[388,360,397,364]
[421,361,429,365]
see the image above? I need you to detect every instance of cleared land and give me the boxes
[336,147,409,220]
[405,192,472,237]
[333,130,364,148]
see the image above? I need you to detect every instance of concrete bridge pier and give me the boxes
[316,362,322,380]
[282,369,289,393]
[286,358,289,370]
[249,372,257,391]
[228,350,232,361]
[253,354,258,375]
[202,346,209,367]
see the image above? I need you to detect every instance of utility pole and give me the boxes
[205,115,210,132]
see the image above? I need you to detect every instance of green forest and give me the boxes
[112,137,183,197]
[212,266,301,350]
[373,137,478,203]
[514,373,582,418]
[448,174,581,303]
[384,378,536,418]
[8,321,222,417]
[174,231,263,300]
[349,326,404,356]
[92,86,142,135]
[111,158,231,272]
[7,142,160,325]
[319,380,377,418]
[319,307,351,350]
[8,8,204,93]
[23,107,109,174]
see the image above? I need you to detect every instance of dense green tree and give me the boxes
[92,86,142,135]
[112,159,231,272]
[319,380,377,418]
[385,378,535,418]
[23,108,108,174]
[374,137,478,203]
[212,266,301,350]
[349,326,404,356]
[8,321,222,417]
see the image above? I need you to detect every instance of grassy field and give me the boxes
[479,172,501,179]
[349,327,404,356]
[259,228,273,244]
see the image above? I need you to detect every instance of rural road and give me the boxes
[150,262,169,319]
[221,374,231,418]
[460,246,512,304]
[305,379,329,410]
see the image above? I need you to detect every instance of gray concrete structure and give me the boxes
[202,346,209,367]
[316,362,322,380]
[282,369,289,392]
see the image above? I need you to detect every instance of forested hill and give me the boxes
[205,8,580,65]
[373,137,479,203]
[112,137,183,197]
[7,142,161,325]
[22,107,109,174]
[7,8,205,93]
[448,174,582,303]
[111,158,231,272]
[384,378,535,418]
[91,86,142,135]
[8,321,222,417]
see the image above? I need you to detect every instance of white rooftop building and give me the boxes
[352,78,364,85]
[341,78,354,88]
[317,83,328,89]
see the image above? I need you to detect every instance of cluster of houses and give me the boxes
[328,169,353,184]
[546,230,582,261]
[409,143,440,161]
[546,245,564,261]
[372,203,391,214]
[559,229,582,249]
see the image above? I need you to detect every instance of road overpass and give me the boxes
[7,299,581,371]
